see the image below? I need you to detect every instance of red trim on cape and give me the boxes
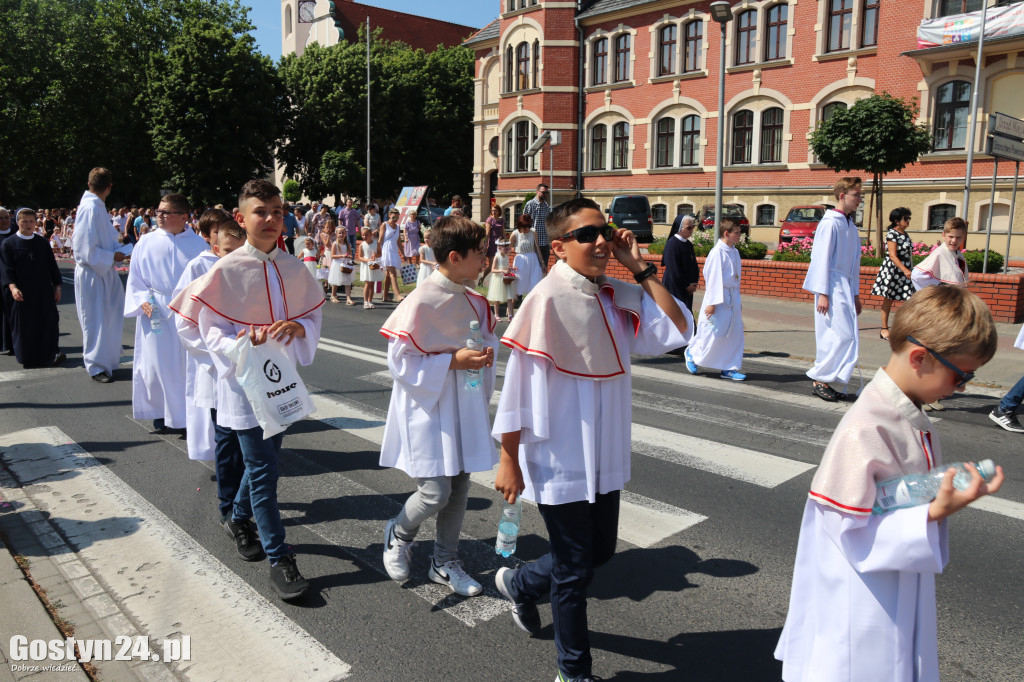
[501,337,626,379]
[599,282,641,336]
[808,490,872,514]
[167,304,197,325]
[380,328,429,354]
[921,432,934,471]
[272,261,290,320]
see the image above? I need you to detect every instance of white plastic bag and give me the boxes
[224,334,315,438]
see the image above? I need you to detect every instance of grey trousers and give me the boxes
[394,472,471,564]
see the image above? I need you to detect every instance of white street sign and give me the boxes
[987,135,1024,162]
[989,112,1024,141]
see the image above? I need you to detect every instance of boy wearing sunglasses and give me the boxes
[776,285,1005,682]
[493,198,692,682]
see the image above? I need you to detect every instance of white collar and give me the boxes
[873,367,931,432]
[554,259,599,294]
[15,232,35,240]
[429,268,469,293]
[241,240,279,262]
[673,233,690,243]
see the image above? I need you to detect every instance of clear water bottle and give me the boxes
[148,291,163,334]
[495,497,522,557]
[872,459,997,515]
[464,320,483,390]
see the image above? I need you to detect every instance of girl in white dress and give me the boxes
[510,214,542,296]
[377,208,404,303]
[359,226,383,309]
[417,229,436,286]
[299,238,318,279]
[486,241,516,321]
[328,226,356,305]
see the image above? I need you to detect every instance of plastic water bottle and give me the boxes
[872,459,997,515]
[495,497,522,557]
[465,320,483,390]
[148,291,163,334]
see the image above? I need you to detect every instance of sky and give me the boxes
[244,1,500,61]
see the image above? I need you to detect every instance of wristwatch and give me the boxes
[633,263,657,283]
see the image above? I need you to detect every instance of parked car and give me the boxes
[778,204,834,243]
[606,195,654,243]
[416,205,446,227]
[696,204,750,236]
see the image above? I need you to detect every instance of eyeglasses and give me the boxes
[846,192,863,198]
[906,335,973,389]
[560,224,616,244]
[155,210,186,218]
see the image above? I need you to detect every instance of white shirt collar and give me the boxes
[673,233,689,243]
[873,367,932,432]
[429,268,469,293]
[554,259,599,294]
[241,240,279,262]
[15,232,35,240]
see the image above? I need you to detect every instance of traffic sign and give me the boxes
[989,112,1024,141]
[987,134,1024,162]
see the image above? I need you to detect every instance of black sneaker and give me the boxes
[270,554,309,600]
[989,407,1024,433]
[222,517,265,561]
[495,567,541,634]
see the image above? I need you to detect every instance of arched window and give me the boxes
[765,5,788,61]
[505,46,514,92]
[505,120,538,172]
[592,38,608,85]
[656,118,675,167]
[591,124,608,170]
[827,0,853,52]
[285,5,292,36]
[933,81,971,150]
[677,203,694,217]
[614,34,631,82]
[735,10,757,65]
[756,204,776,226]
[532,40,540,88]
[652,204,668,223]
[822,101,847,123]
[760,107,784,163]
[658,25,677,76]
[862,0,879,47]
[680,115,701,167]
[612,122,630,169]
[683,20,702,73]
[732,110,753,164]
[928,203,957,230]
[516,42,530,90]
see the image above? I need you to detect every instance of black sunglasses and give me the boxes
[560,224,616,244]
[906,335,973,389]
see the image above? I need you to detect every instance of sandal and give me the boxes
[330,296,339,303]
[812,382,839,402]
[346,300,356,306]
[879,327,889,340]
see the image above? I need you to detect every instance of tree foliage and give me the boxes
[809,92,933,246]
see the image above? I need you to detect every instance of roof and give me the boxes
[576,0,659,20]
[336,2,479,52]
[463,18,499,46]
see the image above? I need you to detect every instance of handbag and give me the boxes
[400,263,418,285]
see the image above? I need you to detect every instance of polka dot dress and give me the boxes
[871,228,914,301]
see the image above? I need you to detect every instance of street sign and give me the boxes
[987,134,1024,162]
[989,112,1024,141]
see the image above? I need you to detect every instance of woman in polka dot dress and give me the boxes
[870,207,914,340]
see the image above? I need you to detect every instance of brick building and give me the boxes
[465,0,1024,253]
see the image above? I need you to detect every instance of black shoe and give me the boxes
[222,517,265,561]
[51,352,66,366]
[811,382,839,402]
[495,567,542,634]
[270,554,309,600]
[989,407,1024,433]
[90,372,113,383]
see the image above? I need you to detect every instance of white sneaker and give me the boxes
[383,518,412,582]
[428,557,482,597]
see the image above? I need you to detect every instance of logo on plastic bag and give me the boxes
[264,359,282,383]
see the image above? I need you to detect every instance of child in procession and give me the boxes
[486,239,516,321]
[492,198,692,682]
[416,228,436,286]
[299,237,318,279]
[685,217,746,380]
[775,285,1005,682]
[379,215,497,597]
[912,217,968,290]
[358,226,383,309]
[328,224,356,305]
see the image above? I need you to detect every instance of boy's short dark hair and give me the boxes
[238,179,281,209]
[198,208,233,238]
[160,193,191,214]
[547,198,601,241]
[720,216,741,233]
[890,286,997,363]
[218,221,246,243]
[432,216,485,264]
[88,167,112,192]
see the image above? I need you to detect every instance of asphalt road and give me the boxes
[0,264,1021,681]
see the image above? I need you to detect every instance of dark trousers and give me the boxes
[538,243,551,271]
[284,236,295,255]
[212,409,245,521]
[513,491,620,678]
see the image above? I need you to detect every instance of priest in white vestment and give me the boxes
[71,168,126,382]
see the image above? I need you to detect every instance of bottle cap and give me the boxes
[976,459,996,480]
[470,320,480,330]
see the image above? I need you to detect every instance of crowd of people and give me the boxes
[0,169,1016,682]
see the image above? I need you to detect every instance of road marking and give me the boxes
[0,355,134,384]
[971,495,1024,522]
[0,426,351,680]
[318,336,388,366]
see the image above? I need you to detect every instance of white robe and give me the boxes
[492,292,690,505]
[124,228,208,426]
[688,240,743,371]
[173,251,218,460]
[803,210,861,385]
[72,191,126,376]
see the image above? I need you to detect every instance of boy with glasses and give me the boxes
[493,198,691,682]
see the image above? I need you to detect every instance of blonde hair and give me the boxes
[833,176,862,200]
[943,217,967,234]
[890,286,997,363]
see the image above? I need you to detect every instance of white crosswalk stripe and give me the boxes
[0,355,134,384]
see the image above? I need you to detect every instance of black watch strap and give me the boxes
[634,263,657,283]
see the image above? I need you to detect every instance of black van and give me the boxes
[606,195,654,243]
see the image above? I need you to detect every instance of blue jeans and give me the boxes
[512,491,620,678]
[999,374,1024,413]
[346,233,357,253]
[212,410,244,520]
[231,426,287,563]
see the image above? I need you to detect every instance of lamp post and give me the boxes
[710,2,733,242]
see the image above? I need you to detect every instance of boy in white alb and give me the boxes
[171,180,324,600]
[775,286,1005,682]
[125,193,208,429]
[912,217,968,290]
[380,216,497,597]
[493,198,692,682]
[804,177,864,403]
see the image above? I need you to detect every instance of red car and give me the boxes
[778,204,834,243]
[696,204,750,236]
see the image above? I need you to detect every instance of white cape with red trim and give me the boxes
[501,260,643,380]
[808,367,939,515]
[379,269,494,352]
[913,244,967,286]
[170,242,324,326]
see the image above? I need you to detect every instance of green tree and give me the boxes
[810,92,933,247]
[283,179,302,203]
[148,18,283,206]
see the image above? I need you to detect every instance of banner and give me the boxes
[917,5,1024,49]
[395,186,428,227]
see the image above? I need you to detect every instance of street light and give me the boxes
[710,1,733,242]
